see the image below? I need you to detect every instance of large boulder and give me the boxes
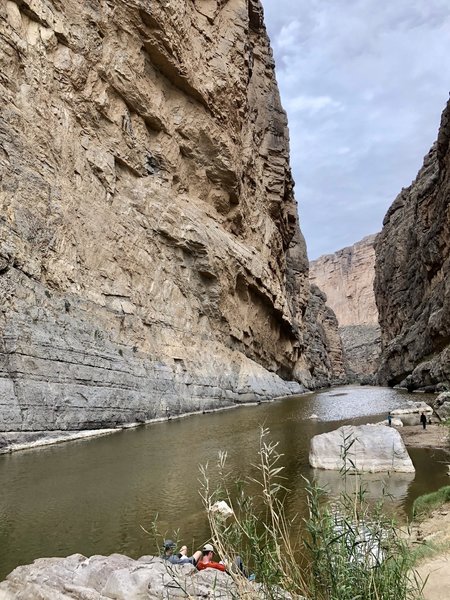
[391,401,433,425]
[435,392,450,421]
[309,424,415,473]
[0,553,294,599]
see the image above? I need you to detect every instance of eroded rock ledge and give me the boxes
[0,0,338,434]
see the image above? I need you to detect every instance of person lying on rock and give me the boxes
[196,544,254,579]
[196,543,227,572]
[161,539,202,565]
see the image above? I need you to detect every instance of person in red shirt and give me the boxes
[196,544,226,572]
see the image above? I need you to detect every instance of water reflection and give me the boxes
[312,469,415,502]
[0,386,448,580]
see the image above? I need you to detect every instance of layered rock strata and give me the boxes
[309,235,381,382]
[0,0,335,434]
[375,100,450,390]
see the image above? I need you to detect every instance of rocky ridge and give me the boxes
[374,100,450,390]
[0,0,341,437]
[309,235,381,382]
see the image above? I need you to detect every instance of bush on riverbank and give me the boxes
[413,486,450,520]
[200,427,423,600]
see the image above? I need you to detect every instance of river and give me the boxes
[1,385,449,580]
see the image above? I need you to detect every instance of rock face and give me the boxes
[309,235,381,382]
[300,284,346,389]
[0,0,338,433]
[375,100,450,390]
[0,553,286,600]
[435,392,450,421]
[309,424,415,473]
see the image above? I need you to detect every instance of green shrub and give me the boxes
[413,486,450,520]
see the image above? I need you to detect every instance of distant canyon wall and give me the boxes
[0,0,340,432]
[374,100,450,391]
[310,235,381,381]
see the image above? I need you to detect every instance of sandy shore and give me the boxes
[398,423,450,449]
[399,422,450,600]
[411,502,450,600]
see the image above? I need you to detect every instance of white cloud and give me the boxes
[285,95,343,115]
[262,0,450,259]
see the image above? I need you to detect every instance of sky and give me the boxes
[262,0,450,259]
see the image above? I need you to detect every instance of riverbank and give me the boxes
[398,423,450,449]
[411,501,450,600]
[0,397,282,455]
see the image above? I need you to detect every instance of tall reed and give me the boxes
[199,426,423,600]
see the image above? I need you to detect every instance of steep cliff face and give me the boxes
[310,235,381,381]
[0,0,329,432]
[301,284,346,389]
[375,100,450,390]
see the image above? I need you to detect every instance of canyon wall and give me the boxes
[310,235,381,381]
[375,100,450,390]
[0,0,338,432]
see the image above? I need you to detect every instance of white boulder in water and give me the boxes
[309,424,415,473]
[308,413,320,420]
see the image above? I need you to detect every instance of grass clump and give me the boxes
[200,426,423,600]
[412,486,450,520]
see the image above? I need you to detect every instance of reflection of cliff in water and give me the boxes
[313,469,415,503]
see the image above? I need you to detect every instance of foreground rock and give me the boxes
[309,424,415,473]
[0,0,343,434]
[0,554,293,600]
[375,100,450,390]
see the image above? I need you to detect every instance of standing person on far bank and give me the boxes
[420,412,427,430]
[388,412,392,426]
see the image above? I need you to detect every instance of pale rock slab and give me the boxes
[391,401,433,415]
[376,418,404,427]
[309,424,415,473]
[0,553,295,599]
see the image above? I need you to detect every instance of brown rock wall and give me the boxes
[309,235,381,381]
[374,100,450,390]
[0,0,333,431]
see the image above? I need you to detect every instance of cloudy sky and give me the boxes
[262,0,450,259]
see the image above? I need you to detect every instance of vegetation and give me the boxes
[412,486,450,520]
[199,426,424,600]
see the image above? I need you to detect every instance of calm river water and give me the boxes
[1,385,449,579]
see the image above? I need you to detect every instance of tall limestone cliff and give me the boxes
[0,0,337,433]
[375,100,450,390]
[310,235,381,382]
